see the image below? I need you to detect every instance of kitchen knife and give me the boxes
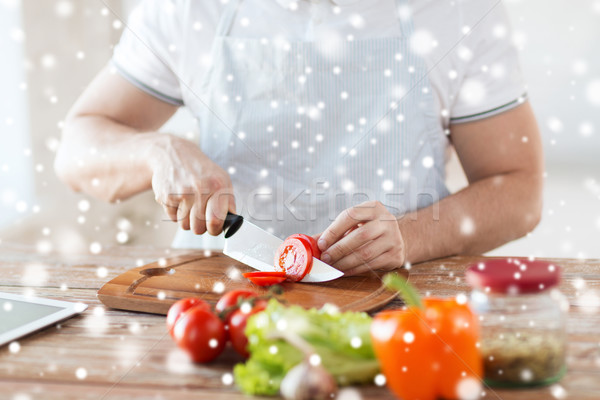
[222,212,344,283]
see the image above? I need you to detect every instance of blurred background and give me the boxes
[0,0,598,259]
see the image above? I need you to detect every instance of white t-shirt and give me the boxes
[113,0,526,128]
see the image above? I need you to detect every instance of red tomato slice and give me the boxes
[288,234,322,259]
[274,237,313,282]
[243,271,287,286]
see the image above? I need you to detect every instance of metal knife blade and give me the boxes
[223,214,344,283]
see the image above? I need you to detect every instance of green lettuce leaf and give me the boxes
[234,300,380,396]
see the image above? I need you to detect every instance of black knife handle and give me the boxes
[223,212,244,239]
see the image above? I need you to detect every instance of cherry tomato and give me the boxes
[274,237,313,282]
[243,271,287,286]
[288,234,322,259]
[215,289,258,322]
[166,297,210,338]
[172,307,226,363]
[228,299,268,358]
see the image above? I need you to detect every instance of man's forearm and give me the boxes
[399,170,543,265]
[55,115,160,202]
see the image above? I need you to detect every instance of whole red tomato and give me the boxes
[172,307,226,363]
[215,289,258,323]
[166,297,210,338]
[228,299,268,358]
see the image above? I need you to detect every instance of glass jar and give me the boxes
[466,258,569,388]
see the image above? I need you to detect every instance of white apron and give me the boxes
[173,0,449,249]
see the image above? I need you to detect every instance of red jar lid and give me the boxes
[466,258,561,294]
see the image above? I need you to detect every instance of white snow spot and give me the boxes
[422,156,434,169]
[341,179,355,192]
[490,63,506,79]
[212,281,225,294]
[9,341,20,354]
[349,14,365,29]
[75,367,87,380]
[512,30,528,50]
[461,217,475,235]
[129,322,142,334]
[350,336,362,348]
[96,266,108,278]
[78,199,90,212]
[116,231,129,244]
[578,290,600,314]
[547,117,563,133]
[403,331,415,343]
[456,293,468,305]
[374,374,386,386]
[579,122,594,137]
[221,372,234,385]
[22,263,48,286]
[55,1,74,18]
[572,59,588,75]
[41,54,56,69]
[89,242,102,254]
[382,179,394,192]
[457,46,473,62]
[492,24,507,38]
[309,354,321,366]
[520,368,533,382]
[586,79,600,106]
[410,29,435,55]
[550,384,567,399]
[455,377,481,400]
[458,79,486,106]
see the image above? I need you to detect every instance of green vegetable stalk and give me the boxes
[234,299,380,396]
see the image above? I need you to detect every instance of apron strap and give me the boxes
[215,0,243,37]
[393,0,415,36]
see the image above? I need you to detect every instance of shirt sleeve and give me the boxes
[450,1,527,124]
[111,0,184,106]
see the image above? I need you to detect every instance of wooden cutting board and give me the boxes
[97,251,404,314]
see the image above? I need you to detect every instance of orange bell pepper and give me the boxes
[370,274,482,400]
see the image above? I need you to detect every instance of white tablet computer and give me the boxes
[0,292,88,346]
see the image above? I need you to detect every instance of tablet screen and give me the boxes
[1,299,64,334]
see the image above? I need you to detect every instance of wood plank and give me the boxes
[96,251,402,314]
[2,244,600,399]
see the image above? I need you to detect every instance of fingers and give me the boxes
[189,203,206,235]
[343,251,400,276]
[332,238,394,271]
[317,201,383,252]
[162,194,180,222]
[321,221,385,265]
[176,195,194,230]
[205,189,234,236]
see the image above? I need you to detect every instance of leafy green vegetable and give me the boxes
[234,300,380,396]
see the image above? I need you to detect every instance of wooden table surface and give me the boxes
[1,243,599,400]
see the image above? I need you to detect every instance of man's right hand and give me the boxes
[149,134,235,236]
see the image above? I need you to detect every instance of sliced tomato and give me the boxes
[288,233,322,259]
[243,271,287,286]
[274,237,313,282]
